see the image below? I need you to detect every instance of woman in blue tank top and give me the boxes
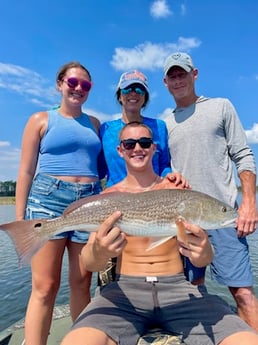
[15,62,104,345]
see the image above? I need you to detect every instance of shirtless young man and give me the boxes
[61,122,258,345]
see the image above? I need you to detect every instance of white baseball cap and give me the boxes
[164,52,194,75]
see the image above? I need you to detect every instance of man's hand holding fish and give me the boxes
[176,218,214,268]
[81,210,127,272]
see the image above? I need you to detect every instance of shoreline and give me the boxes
[0,186,257,205]
[0,197,15,205]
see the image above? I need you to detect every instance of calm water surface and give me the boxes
[0,205,71,331]
[0,197,258,332]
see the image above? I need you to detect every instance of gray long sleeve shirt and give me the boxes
[165,96,256,207]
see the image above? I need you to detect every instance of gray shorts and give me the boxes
[73,273,253,345]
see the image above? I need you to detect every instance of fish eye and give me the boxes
[34,223,42,228]
[221,206,227,213]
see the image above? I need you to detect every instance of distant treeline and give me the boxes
[0,181,16,196]
[0,181,257,197]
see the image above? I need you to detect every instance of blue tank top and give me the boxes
[39,110,101,177]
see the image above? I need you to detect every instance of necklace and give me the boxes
[122,175,160,192]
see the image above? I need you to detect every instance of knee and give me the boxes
[229,287,257,306]
[61,327,113,345]
[33,278,60,302]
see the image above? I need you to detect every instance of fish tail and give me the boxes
[0,220,48,265]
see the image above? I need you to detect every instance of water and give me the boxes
[0,205,71,331]
[0,196,258,332]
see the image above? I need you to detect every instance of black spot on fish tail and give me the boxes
[0,220,48,266]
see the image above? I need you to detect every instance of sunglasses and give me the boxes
[63,77,92,92]
[120,137,153,150]
[120,86,146,95]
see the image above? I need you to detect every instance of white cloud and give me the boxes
[150,0,172,18]
[0,141,10,147]
[30,98,56,109]
[0,146,20,181]
[245,123,258,144]
[157,107,173,120]
[83,107,120,124]
[0,63,41,78]
[0,62,59,107]
[110,37,201,71]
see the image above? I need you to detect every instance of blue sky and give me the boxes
[0,0,258,182]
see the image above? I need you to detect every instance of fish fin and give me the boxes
[176,217,189,244]
[0,220,48,266]
[146,236,173,251]
[63,191,129,216]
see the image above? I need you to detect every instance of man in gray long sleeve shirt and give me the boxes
[163,52,258,331]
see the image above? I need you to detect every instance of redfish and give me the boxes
[0,189,237,265]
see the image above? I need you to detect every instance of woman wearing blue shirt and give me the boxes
[100,70,183,187]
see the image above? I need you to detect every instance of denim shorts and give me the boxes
[25,173,102,243]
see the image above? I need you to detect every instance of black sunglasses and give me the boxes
[120,137,153,150]
[63,77,92,92]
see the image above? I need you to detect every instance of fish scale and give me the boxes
[29,189,236,237]
[0,189,238,264]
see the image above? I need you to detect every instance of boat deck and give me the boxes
[0,316,185,345]
[0,316,71,345]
